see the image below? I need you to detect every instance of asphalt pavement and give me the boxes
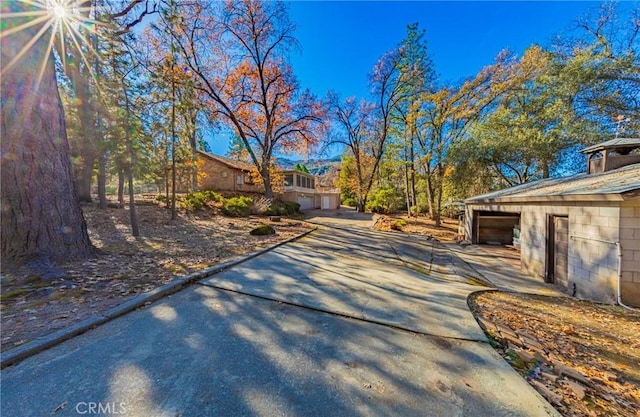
[0,208,560,416]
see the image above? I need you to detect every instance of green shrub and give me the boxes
[250,224,276,236]
[391,219,408,230]
[222,196,253,217]
[342,197,357,207]
[265,200,300,216]
[181,191,205,211]
[366,188,403,214]
[200,190,223,203]
[409,205,423,216]
[180,190,223,212]
[281,201,300,215]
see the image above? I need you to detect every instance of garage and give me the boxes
[472,211,521,245]
[297,195,314,210]
[318,193,340,210]
[463,142,640,306]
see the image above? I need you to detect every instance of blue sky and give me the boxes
[288,1,605,99]
[208,0,613,155]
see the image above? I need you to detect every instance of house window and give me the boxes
[296,175,302,187]
[236,174,244,185]
[284,174,293,187]
[221,171,228,178]
[311,178,315,189]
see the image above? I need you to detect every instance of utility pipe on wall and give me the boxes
[570,235,633,310]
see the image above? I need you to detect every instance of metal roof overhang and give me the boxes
[466,191,640,205]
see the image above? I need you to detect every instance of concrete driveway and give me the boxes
[1,210,559,416]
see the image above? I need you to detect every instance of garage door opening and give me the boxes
[297,195,314,210]
[472,211,521,246]
[472,210,522,271]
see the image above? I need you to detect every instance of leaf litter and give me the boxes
[470,292,640,417]
[1,202,312,351]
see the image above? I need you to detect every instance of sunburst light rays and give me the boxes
[1,0,109,90]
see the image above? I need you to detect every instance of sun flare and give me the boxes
[52,4,68,19]
[0,0,109,87]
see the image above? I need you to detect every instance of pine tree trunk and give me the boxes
[126,166,139,236]
[121,79,139,236]
[192,149,198,192]
[409,136,417,215]
[404,155,411,217]
[75,142,96,203]
[1,5,95,272]
[94,15,106,210]
[170,66,177,220]
[189,113,199,192]
[118,169,125,206]
[191,132,198,192]
[164,166,170,209]
[97,151,108,209]
[68,56,97,203]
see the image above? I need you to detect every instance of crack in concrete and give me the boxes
[196,280,489,344]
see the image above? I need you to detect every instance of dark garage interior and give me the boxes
[473,211,521,245]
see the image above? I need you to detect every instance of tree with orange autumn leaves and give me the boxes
[161,0,326,198]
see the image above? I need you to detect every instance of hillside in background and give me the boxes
[273,155,342,189]
[275,155,341,176]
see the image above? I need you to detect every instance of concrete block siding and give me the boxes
[527,203,618,303]
[465,200,640,306]
[569,204,619,303]
[620,199,640,303]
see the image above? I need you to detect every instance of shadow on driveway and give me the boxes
[0,210,560,416]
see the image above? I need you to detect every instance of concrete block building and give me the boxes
[464,138,640,307]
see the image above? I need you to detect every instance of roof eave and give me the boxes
[622,189,640,200]
[197,150,254,171]
[466,193,627,205]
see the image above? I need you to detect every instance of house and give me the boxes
[197,151,263,194]
[198,151,341,209]
[282,169,341,210]
[463,138,640,307]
